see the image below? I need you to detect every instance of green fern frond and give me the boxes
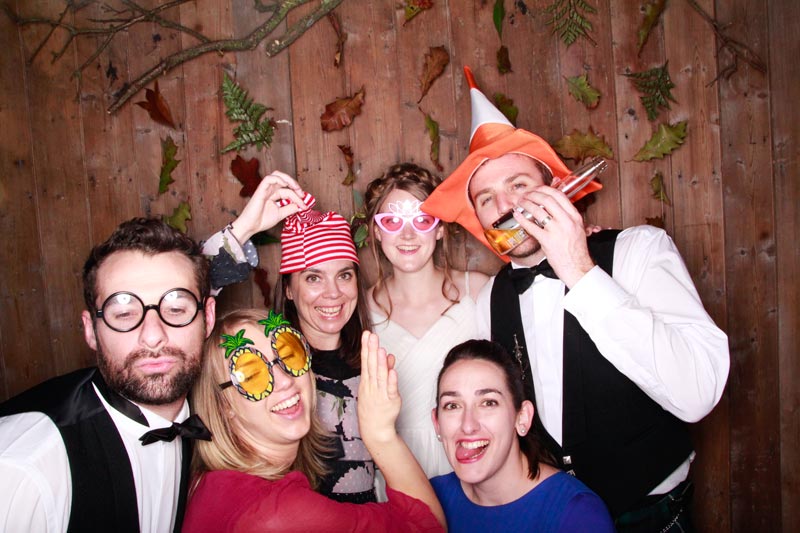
[625,62,676,121]
[545,0,597,47]
[221,73,276,153]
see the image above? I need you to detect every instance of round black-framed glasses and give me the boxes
[95,288,202,332]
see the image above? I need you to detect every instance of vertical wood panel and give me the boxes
[21,0,92,377]
[0,0,51,397]
[663,1,730,530]
[717,0,780,530]
[769,1,800,531]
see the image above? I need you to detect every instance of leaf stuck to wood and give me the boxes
[418,46,450,103]
[633,121,687,161]
[321,87,366,132]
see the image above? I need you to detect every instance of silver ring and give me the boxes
[537,215,553,228]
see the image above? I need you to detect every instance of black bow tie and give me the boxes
[508,260,558,294]
[139,414,212,446]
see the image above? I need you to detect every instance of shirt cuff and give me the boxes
[562,265,629,323]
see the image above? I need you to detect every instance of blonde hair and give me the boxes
[365,163,459,320]
[191,308,331,488]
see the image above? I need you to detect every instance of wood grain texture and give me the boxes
[0,1,797,529]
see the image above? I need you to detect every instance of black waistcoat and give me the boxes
[490,230,693,517]
[0,367,190,532]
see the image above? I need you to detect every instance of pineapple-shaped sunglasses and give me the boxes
[218,311,311,401]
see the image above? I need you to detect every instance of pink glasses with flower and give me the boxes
[373,199,440,234]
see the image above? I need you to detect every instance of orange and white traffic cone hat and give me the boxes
[421,66,602,257]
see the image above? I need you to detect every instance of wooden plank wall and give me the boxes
[0,0,797,530]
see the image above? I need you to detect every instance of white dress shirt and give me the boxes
[476,225,730,493]
[0,384,189,533]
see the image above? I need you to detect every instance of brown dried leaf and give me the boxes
[649,171,672,205]
[320,86,366,132]
[497,45,512,74]
[328,12,347,68]
[338,144,356,185]
[230,155,261,197]
[418,46,449,103]
[645,215,666,229]
[135,80,176,129]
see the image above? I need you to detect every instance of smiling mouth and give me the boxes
[271,393,300,413]
[397,245,419,253]
[315,305,343,318]
[456,439,489,462]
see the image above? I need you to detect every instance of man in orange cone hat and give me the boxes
[422,67,729,531]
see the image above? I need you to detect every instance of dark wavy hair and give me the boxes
[365,162,459,320]
[435,339,556,480]
[82,218,209,314]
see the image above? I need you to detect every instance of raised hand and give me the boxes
[357,331,401,447]
[230,171,307,243]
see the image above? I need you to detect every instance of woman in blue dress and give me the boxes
[430,339,615,532]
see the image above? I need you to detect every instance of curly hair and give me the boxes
[364,163,459,320]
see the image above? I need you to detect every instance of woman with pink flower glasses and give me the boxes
[365,163,489,484]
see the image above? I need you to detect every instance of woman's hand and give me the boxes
[357,331,401,447]
[230,171,307,243]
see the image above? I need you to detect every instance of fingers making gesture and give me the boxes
[229,171,308,243]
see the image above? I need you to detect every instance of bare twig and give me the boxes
[684,0,767,84]
[3,0,346,114]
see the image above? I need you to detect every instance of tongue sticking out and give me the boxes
[456,440,488,462]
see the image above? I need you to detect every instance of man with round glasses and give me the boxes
[0,218,216,533]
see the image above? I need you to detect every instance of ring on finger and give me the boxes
[537,214,553,228]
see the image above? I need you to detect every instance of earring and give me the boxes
[436,434,442,441]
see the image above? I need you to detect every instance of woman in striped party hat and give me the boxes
[273,192,379,504]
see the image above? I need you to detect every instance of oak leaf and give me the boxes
[497,45,512,74]
[136,80,176,129]
[418,46,450,103]
[637,0,667,55]
[493,93,518,126]
[566,74,600,109]
[420,109,443,172]
[649,171,671,205]
[158,135,180,195]
[633,121,687,161]
[553,128,613,162]
[230,155,261,198]
[645,215,666,229]
[320,86,366,131]
[163,201,192,233]
[338,145,356,185]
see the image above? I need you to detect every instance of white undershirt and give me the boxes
[476,225,730,494]
[0,385,188,532]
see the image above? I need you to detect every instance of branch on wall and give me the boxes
[3,0,344,114]
[685,0,767,82]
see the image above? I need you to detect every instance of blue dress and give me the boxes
[430,471,615,532]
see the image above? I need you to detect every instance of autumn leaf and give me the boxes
[338,145,356,185]
[553,128,613,162]
[649,171,671,205]
[637,0,667,55]
[633,121,687,161]
[321,86,366,131]
[497,45,512,74]
[418,46,450,103]
[645,215,666,229]
[493,0,505,39]
[565,74,600,109]
[493,92,518,126]
[163,201,192,233]
[253,267,272,308]
[350,211,368,249]
[135,80,176,129]
[158,135,180,195]
[230,155,261,198]
[403,0,433,25]
[328,12,347,67]
[420,108,443,172]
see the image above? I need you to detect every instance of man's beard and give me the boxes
[97,341,202,406]
[507,235,541,260]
